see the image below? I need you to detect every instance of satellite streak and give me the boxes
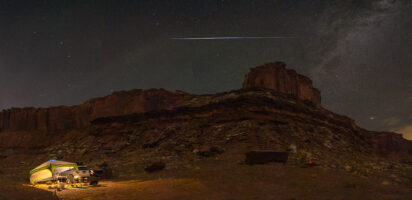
[171,36,294,40]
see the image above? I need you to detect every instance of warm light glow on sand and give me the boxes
[24,179,207,200]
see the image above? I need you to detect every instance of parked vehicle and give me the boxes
[77,165,91,182]
[58,168,80,183]
[55,163,93,184]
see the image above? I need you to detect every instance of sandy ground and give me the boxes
[0,180,53,200]
[34,179,207,200]
[2,154,411,200]
[18,162,412,200]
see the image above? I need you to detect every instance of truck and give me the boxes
[57,164,98,186]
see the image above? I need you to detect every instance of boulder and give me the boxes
[144,161,166,173]
[197,145,224,157]
[245,150,289,165]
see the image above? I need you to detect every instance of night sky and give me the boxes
[1,0,411,139]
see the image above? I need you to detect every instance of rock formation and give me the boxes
[0,62,331,133]
[0,89,193,133]
[242,62,321,106]
[0,61,410,158]
[363,131,412,154]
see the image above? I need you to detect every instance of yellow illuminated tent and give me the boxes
[29,160,78,184]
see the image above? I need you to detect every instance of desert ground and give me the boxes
[2,158,412,200]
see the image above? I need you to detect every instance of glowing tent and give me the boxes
[29,160,78,184]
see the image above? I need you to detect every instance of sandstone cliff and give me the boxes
[0,61,410,157]
[0,89,193,133]
[242,62,321,106]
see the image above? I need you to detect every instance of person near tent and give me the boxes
[56,176,66,190]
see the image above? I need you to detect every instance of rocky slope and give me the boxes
[0,62,411,186]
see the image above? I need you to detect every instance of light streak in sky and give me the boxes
[171,36,294,40]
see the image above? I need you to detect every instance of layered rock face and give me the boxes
[364,131,412,155]
[0,106,89,132]
[84,89,193,120]
[0,61,410,158]
[242,62,321,106]
[0,62,324,133]
[0,89,193,133]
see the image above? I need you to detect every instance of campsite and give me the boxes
[23,160,97,197]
